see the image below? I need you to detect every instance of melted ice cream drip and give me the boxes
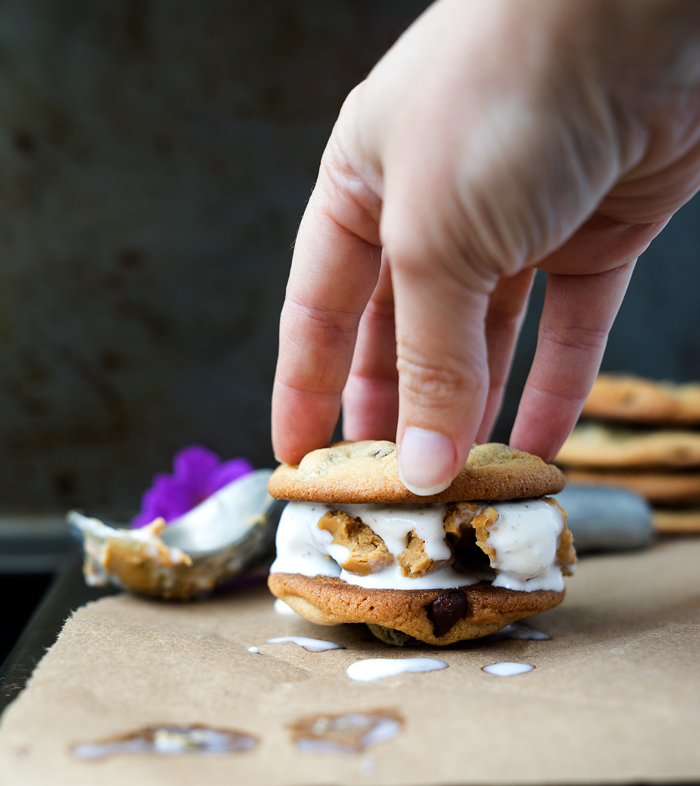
[273,598,302,617]
[266,636,344,652]
[272,503,346,579]
[271,502,480,590]
[289,710,403,754]
[346,658,448,682]
[482,662,535,676]
[488,622,550,642]
[72,725,257,759]
[345,504,452,562]
[483,500,565,591]
[270,497,568,592]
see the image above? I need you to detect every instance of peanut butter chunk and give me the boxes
[472,506,499,563]
[317,511,393,576]
[545,498,577,575]
[398,531,454,578]
[444,502,483,537]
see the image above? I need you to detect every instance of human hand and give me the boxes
[272,0,700,494]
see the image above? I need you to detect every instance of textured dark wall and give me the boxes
[0,0,430,516]
[0,1,698,516]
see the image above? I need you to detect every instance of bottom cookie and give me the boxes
[268,572,564,646]
[653,507,700,534]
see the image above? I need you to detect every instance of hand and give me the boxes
[272,0,700,493]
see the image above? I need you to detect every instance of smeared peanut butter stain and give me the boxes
[71,725,257,759]
[290,710,403,754]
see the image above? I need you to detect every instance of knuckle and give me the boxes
[382,232,428,279]
[283,298,359,344]
[485,307,521,336]
[540,323,608,355]
[396,355,477,409]
[382,212,501,296]
[279,301,359,395]
[361,296,394,326]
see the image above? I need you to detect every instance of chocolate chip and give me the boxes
[426,591,469,637]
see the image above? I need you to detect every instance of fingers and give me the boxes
[272,120,384,465]
[386,243,493,495]
[475,268,536,443]
[536,212,668,276]
[272,205,380,464]
[342,252,399,442]
[510,260,636,461]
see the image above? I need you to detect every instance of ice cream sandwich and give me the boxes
[267,441,575,645]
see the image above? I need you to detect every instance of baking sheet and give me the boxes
[1,538,699,785]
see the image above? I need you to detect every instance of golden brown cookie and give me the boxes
[582,374,700,426]
[268,573,564,646]
[565,468,700,506]
[269,441,573,645]
[268,440,565,503]
[555,423,700,469]
[652,507,700,534]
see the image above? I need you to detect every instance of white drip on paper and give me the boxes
[266,636,344,652]
[482,662,535,676]
[494,622,550,641]
[346,658,448,682]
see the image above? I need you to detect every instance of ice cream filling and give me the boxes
[270,497,575,592]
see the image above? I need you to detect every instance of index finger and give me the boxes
[272,137,383,464]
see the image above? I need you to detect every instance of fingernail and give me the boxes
[398,427,456,496]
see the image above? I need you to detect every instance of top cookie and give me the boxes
[582,373,700,426]
[268,440,565,503]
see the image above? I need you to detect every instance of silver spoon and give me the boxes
[69,469,283,600]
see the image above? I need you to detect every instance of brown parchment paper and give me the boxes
[1,538,699,786]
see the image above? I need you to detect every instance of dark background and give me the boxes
[0,0,698,519]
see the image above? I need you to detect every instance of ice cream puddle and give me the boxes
[290,710,403,754]
[482,662,535,676]
[274,598,302,617]
[71,725,257,759]
[270,497,573,593]
[248,646,260,653]
[368,618,550,647]
[266,636,344,652]
[347,658,448,682]
[487,622,550,642]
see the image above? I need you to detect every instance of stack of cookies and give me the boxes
[556,374,700,534]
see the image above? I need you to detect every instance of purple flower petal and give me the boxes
[206,458,255,497]
[173,446,220,497]
[132,475,193,527]
[132,446,255,527]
